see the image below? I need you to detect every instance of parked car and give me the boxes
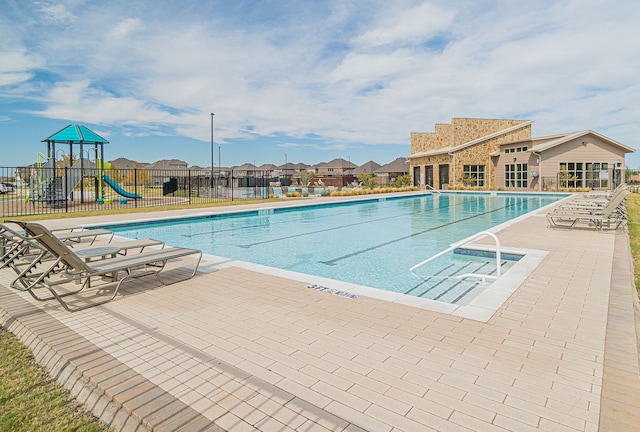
[0,183,7,194]
[2,182,14,191]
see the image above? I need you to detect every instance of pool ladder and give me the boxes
[425,184,441,195]
[410,231,502,281]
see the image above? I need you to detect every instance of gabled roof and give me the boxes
[532,130,634,153]
[109,157,147,168]
[489,130,635,156]
[233,163,257,170]
[145,159,189,169]
[278,162,308,170]
[258,163,279,170]
[352,161,381,175]
[318,158,356,169]
[42,124,109,144]
[410,121,534,158]
[375,157,409,174]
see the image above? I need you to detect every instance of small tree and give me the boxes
[357,173,378,189]
[300,171,316,187]
[459,174,476,187]
[391,174,411,188]
[125,168,153,186]
[106,163,124,183]
[558,166,578,188]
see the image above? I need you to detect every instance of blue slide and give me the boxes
[103,174,142,199]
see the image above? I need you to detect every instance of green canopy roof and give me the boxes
[41,124,109,144]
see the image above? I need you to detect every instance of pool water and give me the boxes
[102,193,563,303]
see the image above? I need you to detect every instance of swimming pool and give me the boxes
[100,192,564,305]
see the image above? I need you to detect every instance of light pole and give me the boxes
[211,113,215,193]
[285,153,288,186]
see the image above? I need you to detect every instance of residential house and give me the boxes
[375,158,409,185]
[352,161,381,176]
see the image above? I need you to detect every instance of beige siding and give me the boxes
[494,152,539,191]
[539,137,626,177]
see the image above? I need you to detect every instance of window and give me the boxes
[559,162,583,188]
[504,146,528,154]
[585,162,609,189]
[505,163,528,188]
[462,165,485,187]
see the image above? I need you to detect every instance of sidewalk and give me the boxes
[1,200,639,431]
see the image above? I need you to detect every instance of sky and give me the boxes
[1,0,639,169]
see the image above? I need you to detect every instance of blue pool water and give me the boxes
[102,193,563,302]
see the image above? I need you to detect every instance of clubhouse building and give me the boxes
[409,118,634,191]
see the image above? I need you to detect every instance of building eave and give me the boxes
[532,130,635,153]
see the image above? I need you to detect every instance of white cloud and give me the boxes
[107,17,145,39]
[1,0,639,166]
[34,2,76,24]
[0,48,45,86]
[353,2,454,48]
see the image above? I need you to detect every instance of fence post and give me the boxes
[64,166,69,213]
[134,168,138,208]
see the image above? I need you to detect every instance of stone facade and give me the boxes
[410,118,532,189]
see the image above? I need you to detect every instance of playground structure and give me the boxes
[29,125,142,206]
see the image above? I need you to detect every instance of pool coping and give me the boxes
[90,192,567,322]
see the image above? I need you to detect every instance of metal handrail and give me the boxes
[425,184,441,194]
[410,230,502,279]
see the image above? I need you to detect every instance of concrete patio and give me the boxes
[1,196,639,431]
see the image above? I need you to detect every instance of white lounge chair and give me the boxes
[546,191,629,231]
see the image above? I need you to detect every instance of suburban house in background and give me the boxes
[374,157,409,185]
[409,118,635,191]
[352,161,381,175]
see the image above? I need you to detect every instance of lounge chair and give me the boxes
[8,221,202,311]
[560,184,628,209]
[0,223,45,273]
[581,183,626,199]
[1,222,163,273]
[6,221,114,245]
[546,191,629,231]
[549,190,629,216]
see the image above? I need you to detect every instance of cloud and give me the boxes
[0,48,45,86]
[35,80,186,127]
[107,17,145,39]
[1,0,639,168]
[353,2,455,48]
[34,2,76,24]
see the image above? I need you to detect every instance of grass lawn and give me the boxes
[0,329,108,432]
[625,193,640,292]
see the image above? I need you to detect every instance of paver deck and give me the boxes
[1,196,639,431]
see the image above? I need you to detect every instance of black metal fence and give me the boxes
[0,166,294,217]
